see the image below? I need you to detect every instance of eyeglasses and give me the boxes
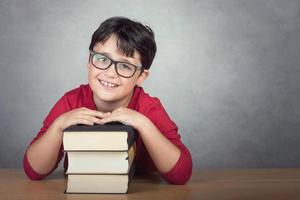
[89,51,143,78]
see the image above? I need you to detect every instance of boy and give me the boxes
[23,16,192,184]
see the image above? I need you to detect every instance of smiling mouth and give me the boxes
[99,79,119,88]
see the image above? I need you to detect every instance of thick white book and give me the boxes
[66,144,135,174]
[63,123,136,151]
[65,165,135,194]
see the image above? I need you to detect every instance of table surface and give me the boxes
[1,168,300,200]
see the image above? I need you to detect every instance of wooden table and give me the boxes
[0,168,300,200]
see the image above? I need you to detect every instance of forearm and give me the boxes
[135,116,181,173]
[26,120,63,175]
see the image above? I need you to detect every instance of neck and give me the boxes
[93,92,133,112]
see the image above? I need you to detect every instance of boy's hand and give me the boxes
[100,107,147,130]
[53,107,107,131]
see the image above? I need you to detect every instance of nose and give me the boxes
[104,63,118,78]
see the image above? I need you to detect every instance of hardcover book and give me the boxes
[63,122,137,194]
[63,123,136,151]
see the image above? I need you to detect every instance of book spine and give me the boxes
[127,128,136,147]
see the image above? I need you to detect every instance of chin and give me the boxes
[95,91,118,102]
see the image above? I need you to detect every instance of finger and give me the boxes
[74,113,102,124]
[76,118,95,126]
[100,115,115,124]
[100,113,124,124]
[83,115,102,124]
[81,109,106,119]
[77,107,89,112]
[104,112,111,117]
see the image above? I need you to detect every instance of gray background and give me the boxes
[0,0,299,169]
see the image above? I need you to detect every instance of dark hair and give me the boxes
[89,16,157,70]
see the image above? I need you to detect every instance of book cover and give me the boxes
[66,143,136,174]
[65,163,136,194]
[63,122,136,151]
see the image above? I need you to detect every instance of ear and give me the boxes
[136,70,150,86]
[87,53,92,69]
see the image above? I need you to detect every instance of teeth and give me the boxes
[100,80,118,88]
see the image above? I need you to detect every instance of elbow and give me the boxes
[162,151,193,185]
[24,171,44,181]
[23,151,44,181]
[168,162,193,185]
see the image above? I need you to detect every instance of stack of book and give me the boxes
[63,123,136,194]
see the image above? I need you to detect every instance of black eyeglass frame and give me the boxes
[89,51,143,78]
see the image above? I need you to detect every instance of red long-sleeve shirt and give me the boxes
[23,84,192,184]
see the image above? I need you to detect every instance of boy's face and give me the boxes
[88,34,148,108]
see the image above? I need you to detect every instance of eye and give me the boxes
[118,63,133,70]
[94,54,109,63]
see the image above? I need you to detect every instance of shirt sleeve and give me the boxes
[146,100,193,185]
[160,129,193,184]
[23,95,70,180]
